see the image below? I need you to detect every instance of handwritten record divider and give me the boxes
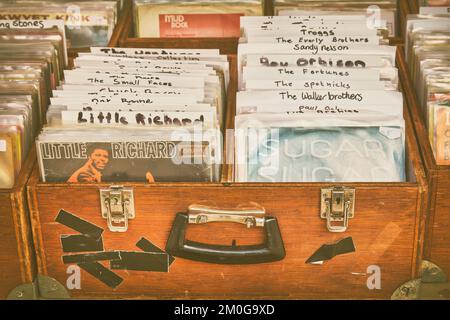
[397,47,450,279]
[119,0,407,51]
[0,148,38,299]
[25,43,428,299]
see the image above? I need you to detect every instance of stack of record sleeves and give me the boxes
[133,0,263,38]
[36,47,227,183]
[0,1,120,48]
[0,19,66,188]
[406,3,450,165]
[236,14,405,182]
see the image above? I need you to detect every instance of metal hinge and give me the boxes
[7,275,70,300]
[100,186,135,232]
[320,187,355,233]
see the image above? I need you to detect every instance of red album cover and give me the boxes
[159,13,242,38]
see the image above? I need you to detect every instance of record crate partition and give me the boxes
[398,0,419,39]
[397,46,450,278]
[25,36,429,298]
[0,2,129,299]
[409,0,420,14]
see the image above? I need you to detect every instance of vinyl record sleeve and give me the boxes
[0,132,16,188]
[37,139,216,183]
[134,0,263,37]
[239,125,405,183]
[235,114,406,183]
[0,1,117,47]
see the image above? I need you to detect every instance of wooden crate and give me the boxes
[26,46,428,299]
[397,46,450,277]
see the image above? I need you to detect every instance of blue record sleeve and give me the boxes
[245,126,405,182]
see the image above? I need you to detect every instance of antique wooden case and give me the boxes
[26,45,428,299]
[397,47,450,278]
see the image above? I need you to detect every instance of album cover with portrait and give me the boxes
[37,139,216,183]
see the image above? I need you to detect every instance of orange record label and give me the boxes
[159,13,242,38]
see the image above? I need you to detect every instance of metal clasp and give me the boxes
[187,204,265,228]
[320,187,355,233]
[100,186,135,232]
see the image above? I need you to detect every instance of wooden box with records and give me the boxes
[0,1,128,299]
[399,8,450,279]
[26,12,427,300]
[0,17,69,299]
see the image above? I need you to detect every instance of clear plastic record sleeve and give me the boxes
[0,19,68,67]
[31,47,227,184]
[0,1,118,48]
[235,114,406,183]
[0,16,70,188]
[405,13,449,162]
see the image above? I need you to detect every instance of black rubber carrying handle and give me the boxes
[165,213,286,264]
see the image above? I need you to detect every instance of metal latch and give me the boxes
[100,186,135,232]
[320,187,355,233]
[188,204,265,228]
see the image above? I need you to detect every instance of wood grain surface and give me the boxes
[0,149,37,299]
[0,193,22,298]
[28,175,421,299]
